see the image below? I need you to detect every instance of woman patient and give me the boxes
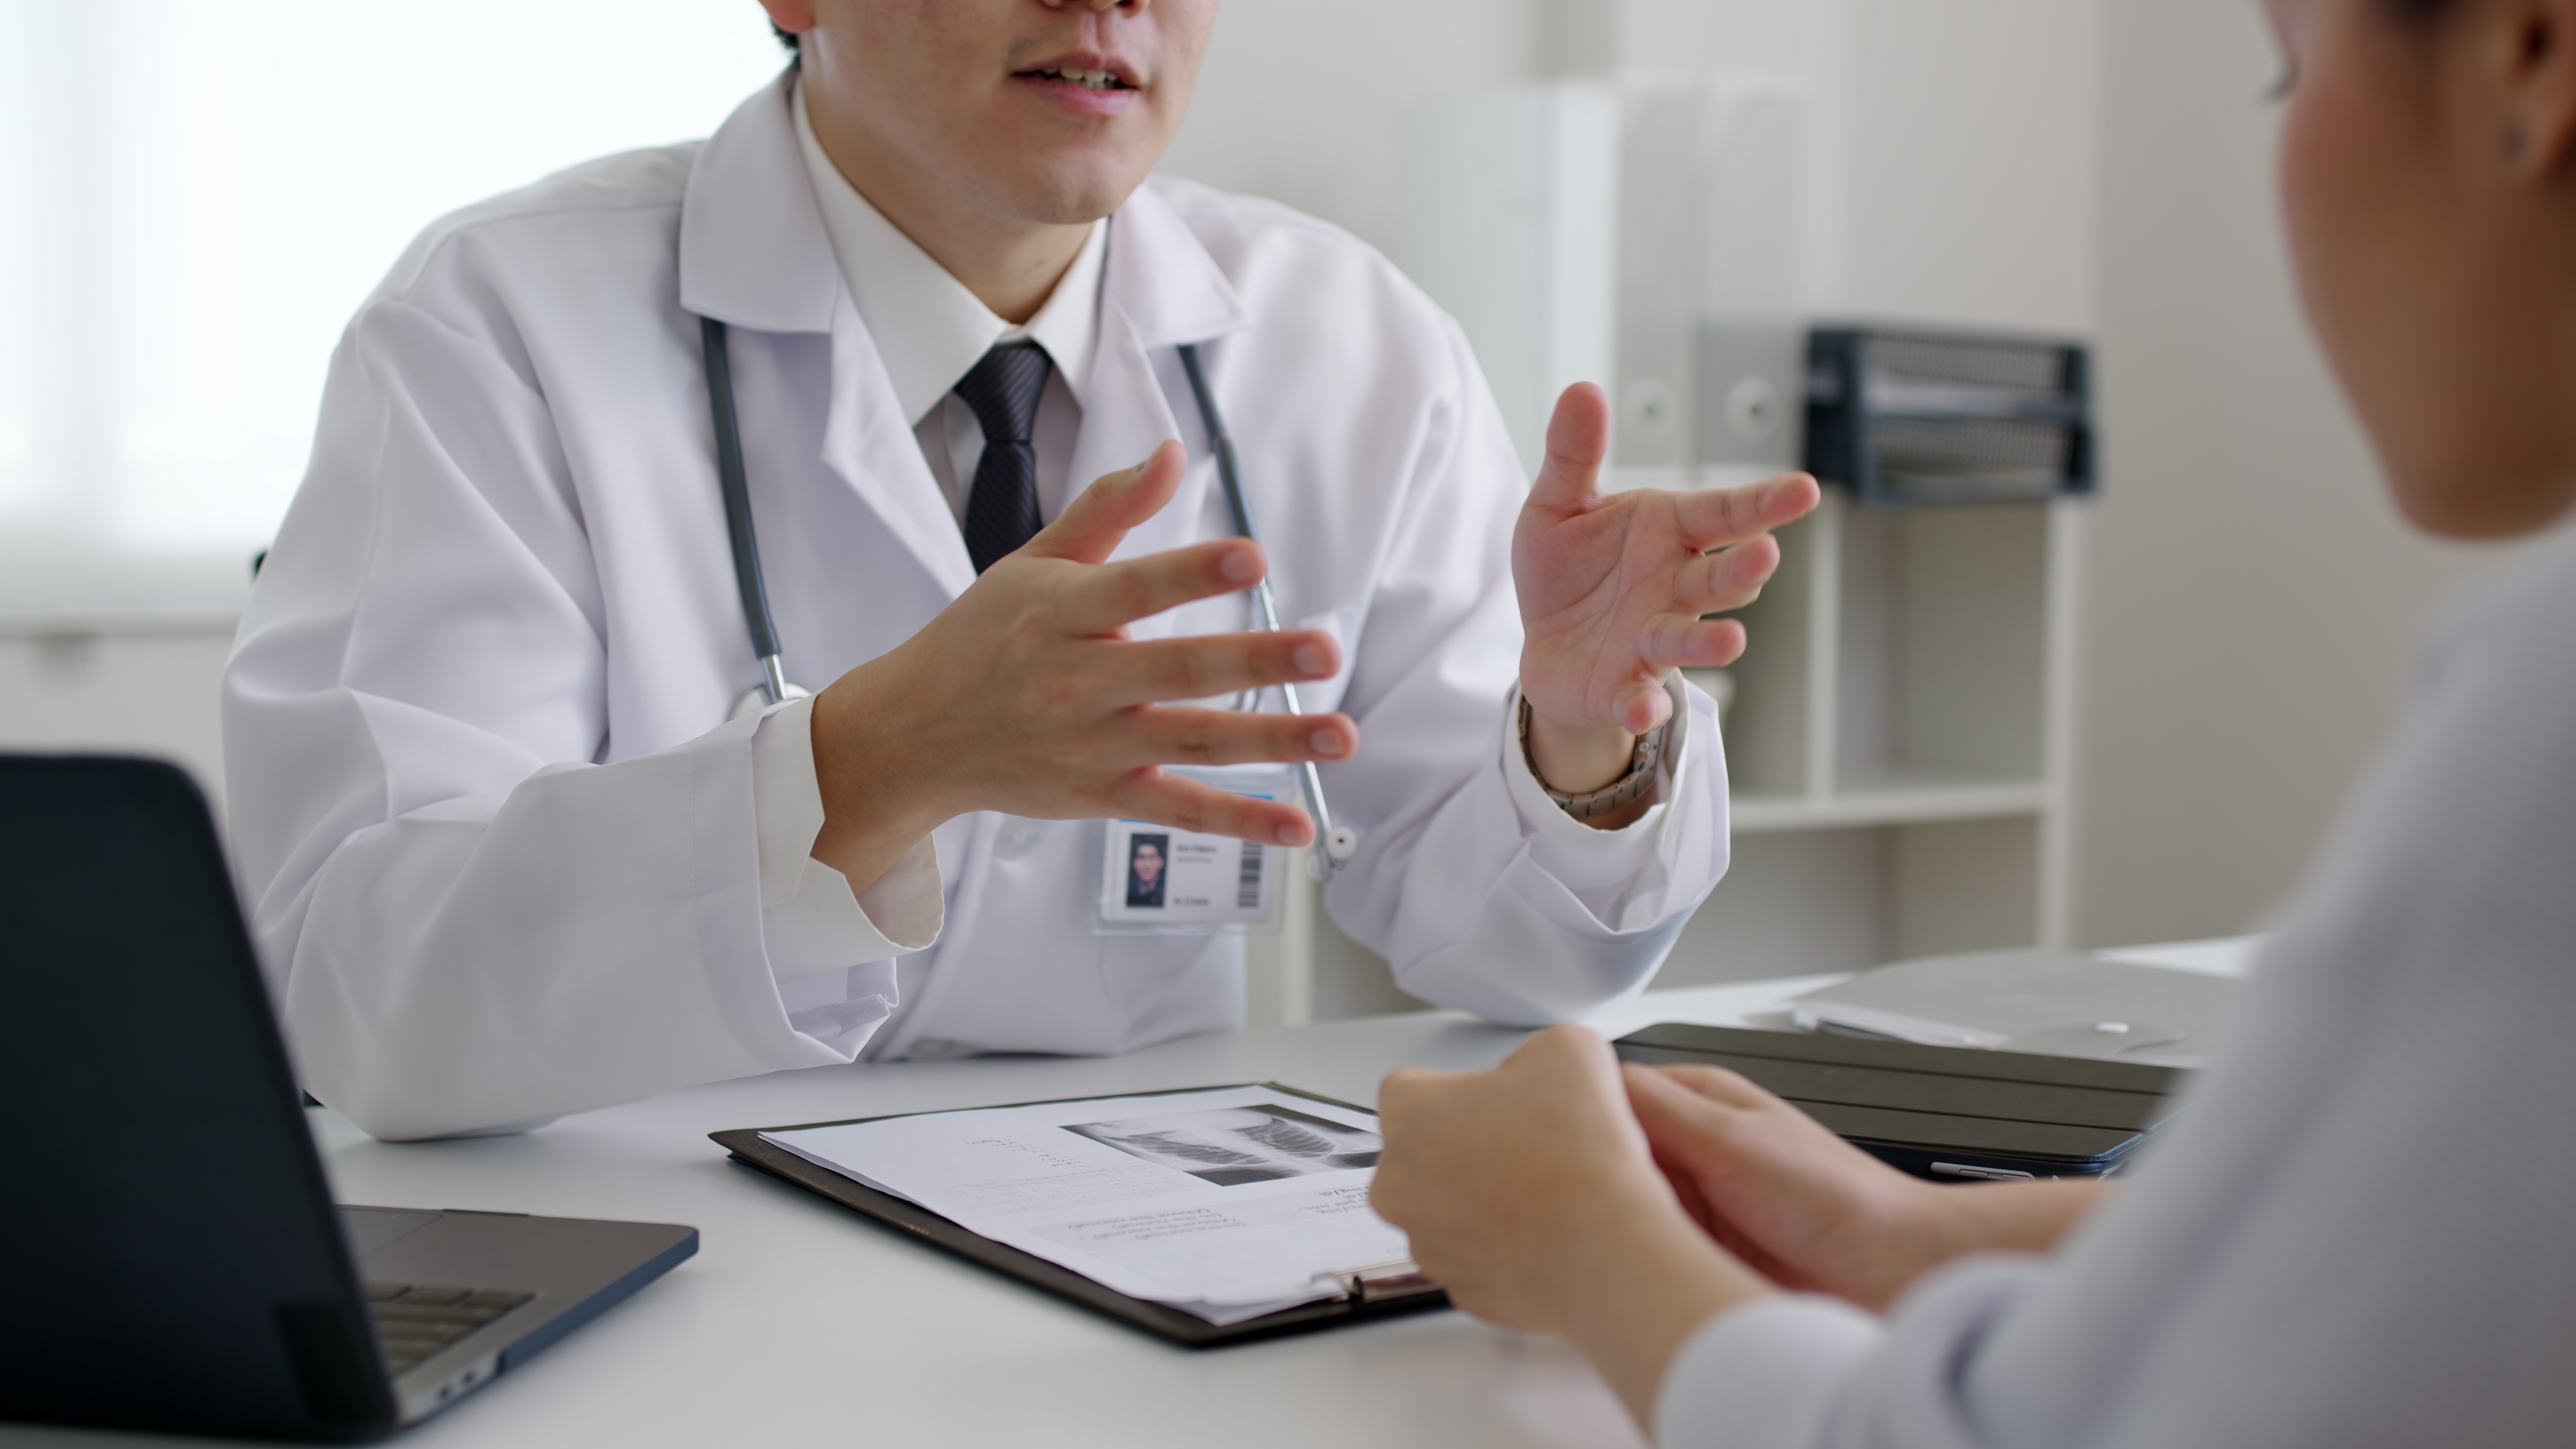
[1369,0,2576,1443]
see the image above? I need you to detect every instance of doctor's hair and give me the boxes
[772,22,800,54]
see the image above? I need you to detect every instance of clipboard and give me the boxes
[711,1082,1449,1348]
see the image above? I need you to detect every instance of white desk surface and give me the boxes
[5,940,2256,1449]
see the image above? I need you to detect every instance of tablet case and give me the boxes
[1612,1023,2191,1179]
[712,1083,1448,1348]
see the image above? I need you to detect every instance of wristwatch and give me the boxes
[1519,696,1670,821]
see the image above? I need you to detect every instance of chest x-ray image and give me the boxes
[1064,1104,1383,1187]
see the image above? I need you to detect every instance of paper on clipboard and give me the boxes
[761,1085,1409,1325]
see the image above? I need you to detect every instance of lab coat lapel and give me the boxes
[822,298,977,598]
[1071,186,1254,635]
[678,70,836,334]
[679,70,976,601]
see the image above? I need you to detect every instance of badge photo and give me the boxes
[1095,765,1293,935]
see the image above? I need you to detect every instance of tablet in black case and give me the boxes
[1612,1023,2191,1180]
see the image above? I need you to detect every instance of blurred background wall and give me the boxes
[2075,0,2525,945]
[0,0,2530,993]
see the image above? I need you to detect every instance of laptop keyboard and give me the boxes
[366,1283,535,1374]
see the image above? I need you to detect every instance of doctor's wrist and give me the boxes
[808,669,957,893]
[1522,706,1638,796]
[1521,699,1663,831]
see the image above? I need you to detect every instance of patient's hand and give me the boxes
[1372,1027,1772,1427]
[1626,1063,2113,1312]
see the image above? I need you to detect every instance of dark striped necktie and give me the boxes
[953,343,1054,573]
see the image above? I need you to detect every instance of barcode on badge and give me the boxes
[1236,839,1264,910]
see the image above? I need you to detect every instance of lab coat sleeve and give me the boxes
[1319,316,1730,1026]
[225,295,901,1141]
[1500,675,1693,919]
[750,696,942,980]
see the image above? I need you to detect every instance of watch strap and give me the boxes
[1519,696,1670,821]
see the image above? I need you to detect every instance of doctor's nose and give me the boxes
[1041,0,1148,13]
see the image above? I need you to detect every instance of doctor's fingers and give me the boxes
[1525,382,1613,516]
[1023,441,1190,567]
[1125,704,1358,768]
[1049,538,1270,635]
[1672,535,1782,615]
[1109,630,1343,707]
[1633,613,1750,673]
[1106,768,1317,848]
[1670,471,1820,553]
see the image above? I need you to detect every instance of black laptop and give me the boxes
[0,756,698,1441]
[1613,1021,2191,1179]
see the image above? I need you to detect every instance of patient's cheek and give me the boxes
[2275,12,2446,503]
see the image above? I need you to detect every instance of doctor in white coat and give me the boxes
[223,0,1818,1141]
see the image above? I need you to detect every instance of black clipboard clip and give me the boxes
[1326,1257,1441,1305]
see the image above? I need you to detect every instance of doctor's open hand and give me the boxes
[1513,383,1819,823]
[805,441,1355,893]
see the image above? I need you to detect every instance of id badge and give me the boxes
[1094,764,1291,935]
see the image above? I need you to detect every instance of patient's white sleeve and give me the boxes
[1655,1264,2037,1449]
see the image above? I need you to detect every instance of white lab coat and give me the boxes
[224,73,1733,1141]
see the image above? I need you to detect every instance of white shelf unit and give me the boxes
[1659,488,2080,987]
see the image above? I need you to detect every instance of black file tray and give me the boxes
[1613,1023,2192,1180]
[712,1082,1448,1348]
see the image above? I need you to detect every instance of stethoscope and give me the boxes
[697,317,1358,877]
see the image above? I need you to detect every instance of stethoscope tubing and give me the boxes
[700,317,797,709]
[1175,343,1345,878]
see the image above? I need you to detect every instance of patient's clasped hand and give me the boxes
[1371,1027,2103,1415]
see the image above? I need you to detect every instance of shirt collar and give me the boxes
[793,79,1104,428]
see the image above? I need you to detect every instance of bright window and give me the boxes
[0,1,787,623]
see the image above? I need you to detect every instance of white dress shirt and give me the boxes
[1654,522,2576,1449]
[751,79,1675,987]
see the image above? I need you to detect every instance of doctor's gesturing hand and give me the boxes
[1512,382,1820,823]
[806,439,1353,893]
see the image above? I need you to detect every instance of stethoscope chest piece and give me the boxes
[730,680,813,722]
[1307,826,1361,881]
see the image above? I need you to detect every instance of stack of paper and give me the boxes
[763,1085,1409,1325]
